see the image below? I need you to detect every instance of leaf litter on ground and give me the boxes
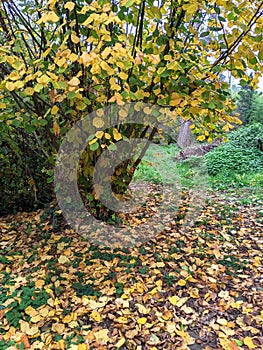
[0,185,262,350]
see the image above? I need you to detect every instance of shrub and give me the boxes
[0,130,52,215]
[205,123,263,176]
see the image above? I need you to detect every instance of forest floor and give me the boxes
[0,187,262,350]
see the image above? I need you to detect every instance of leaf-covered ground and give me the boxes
[0,188,262,350]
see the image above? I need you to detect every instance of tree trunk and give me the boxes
[177,119,192,149]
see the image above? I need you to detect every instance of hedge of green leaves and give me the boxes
[205,123,263,176]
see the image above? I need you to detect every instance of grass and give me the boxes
[133,142,263,199]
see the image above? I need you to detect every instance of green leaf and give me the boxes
[200,31,209,37]
[89,142,99,151]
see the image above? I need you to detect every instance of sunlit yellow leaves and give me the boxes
[71,33,80,44]
[82,296,108,309]
[116,316,128,324]
[68,77,80,87]
[243,337,256,349]
[168,295,178,306]
[95,131,104,139]
[90,310,101,322]
[197,135,206,142]
[90,63,101,75]
[24,87,35,96]
[20,321,39,338]
[8,72,20,81]
[182,3,198,16]
[69,53,78,62]
[113,128,122,141]
[64,1,75,11]
[100,61,115,75]
[5,82,15,91]
[137,317,147,325]
[37,11,60,24]
[37,75,50,86]
[101,47,111,60]
[43,47,52,58]
[55,57,67,67]
[119,72,128,80]
[177,279,186,286]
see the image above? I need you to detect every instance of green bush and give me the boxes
[205,123,263,176]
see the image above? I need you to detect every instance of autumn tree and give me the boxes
[1,0,263,214]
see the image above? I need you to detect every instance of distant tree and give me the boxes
[235,81,254,125]
[250,93,263,124]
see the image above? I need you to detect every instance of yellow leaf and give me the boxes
[25,306,38,317]
[9,72,20,81]
[177,279,186,286]
[117,316,128,324]
[56,57,66,67]
[243,337,256,349]
[100,61,115,75]
[105,133,111,139]
[89,137,98,145]
[43,47,51,58]
[58,339,66,350]
[24,87,35,96]
[6,82,15,91]
[64,1,75,11]
[63,314,73,323]
[94,329,110,344]
[53,120,60,137]
[101,47,111,59]
[31,314,42,323]
[77,344,87,350]
[47,11,60,22]
[136,303,147,314]
[119,72,128,80]
[113,128,122,141]
[37,74,50,85]
[70,53,78,62]
[197,135,206,142]
[95,131,104,139]
[176,297,188,308]
[191,99,199,107]
[90,310,101,322]
[116,337,126,348]
[93,117,104,128]
[51,105,59,115]
[217,318,228,326]
[68,77,80,86]
[71,33,80,44]
[51,323,65,334]
[137,317,147,325]
[168,296,178,306]
[58,255,69,264]
[182,3,198,15]
[26,325,39,337]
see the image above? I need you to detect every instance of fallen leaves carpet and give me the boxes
[0,189,262,350]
